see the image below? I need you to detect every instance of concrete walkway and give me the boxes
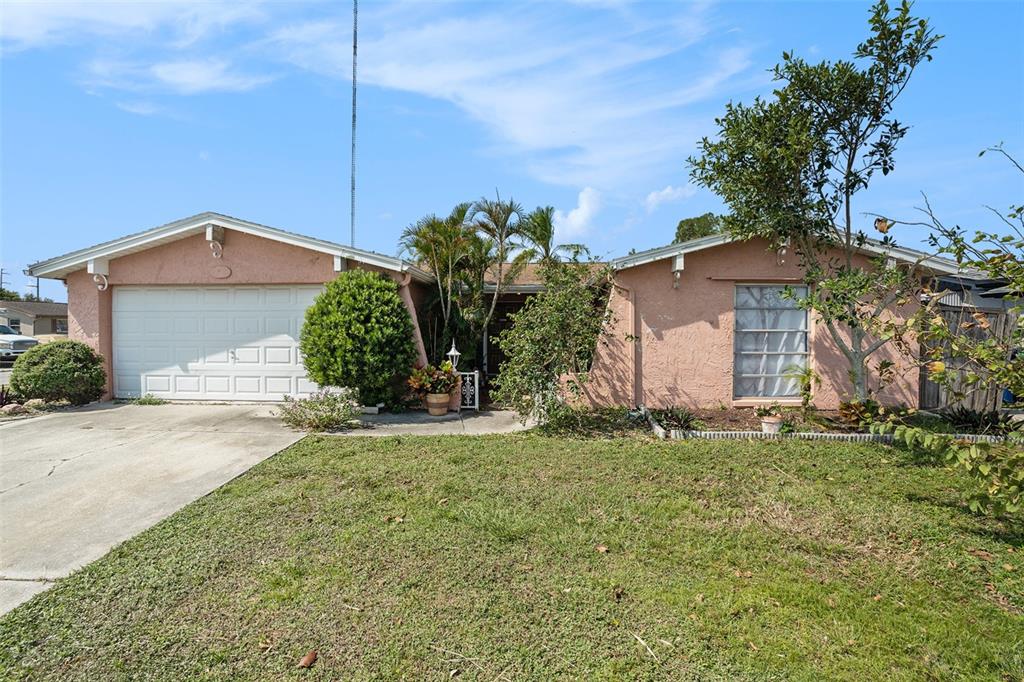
[0,403,301,614]
[348,409,530,436]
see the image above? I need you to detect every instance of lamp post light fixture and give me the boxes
[446,341,461,369]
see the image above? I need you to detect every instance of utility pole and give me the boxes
[350,0,358,247]
[0,268,7,291]
[27,276,40,300]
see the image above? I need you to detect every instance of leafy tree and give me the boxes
[0,288,22,300]
[521,206,589,263]
[873,146,1023,517]
[689,0,940,401]
[674,213,723,243]
[11,340,105,405]
[492,259,612,423]
[300,270,417,406]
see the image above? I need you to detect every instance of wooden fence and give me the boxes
[919,306,1013,412]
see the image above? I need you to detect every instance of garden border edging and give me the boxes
[640,406,1006,444]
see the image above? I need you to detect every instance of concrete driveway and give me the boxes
[0,403,301,614]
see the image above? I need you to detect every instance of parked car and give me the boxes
[0,324,39,365]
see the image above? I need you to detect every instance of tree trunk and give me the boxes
[849,352,869,402]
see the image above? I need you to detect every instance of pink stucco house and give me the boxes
[27,213,431,401]
[27,211,966,408]
[584,235,965,410]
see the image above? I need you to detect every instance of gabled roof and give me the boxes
[25,212,431,282]
[610,233,972,277]
[0,300,68,317]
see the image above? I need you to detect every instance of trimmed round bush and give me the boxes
[300,270,417,406]
[10,340,106,405]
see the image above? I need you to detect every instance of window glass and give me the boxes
[733,286,808,398]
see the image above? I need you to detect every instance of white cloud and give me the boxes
[3,1,755,190]
[115,100,161,116]
[554,187,601,239]
[0,1,265,51]
[87,57,272,94]
[264,3,753,190]
[644,184,696,213]
[150,59,271,94]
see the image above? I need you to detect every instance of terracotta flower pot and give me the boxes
[426,393,449,416]
[761,415,783,434]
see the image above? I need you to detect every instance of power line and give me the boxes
[350,0,358,247]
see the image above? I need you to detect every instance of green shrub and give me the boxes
[651,407,704,431]
[278,388,361,431]
[300,271,417,406]
[10,340,106,405]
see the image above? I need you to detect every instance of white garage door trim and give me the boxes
[113,285,323,401]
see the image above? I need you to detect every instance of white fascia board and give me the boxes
[27,212,426,280]
[611,234,733,271]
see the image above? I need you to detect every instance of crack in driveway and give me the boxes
[0,434,151,495]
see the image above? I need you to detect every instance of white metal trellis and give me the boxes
[459,371,479,410]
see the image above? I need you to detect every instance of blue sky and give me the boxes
[2,0,1022,302]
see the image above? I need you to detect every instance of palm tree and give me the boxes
[399,202,472,344]
[521,206,590,263]
[468,193,526,351]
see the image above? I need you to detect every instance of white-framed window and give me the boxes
[8,318,20,333]
[54,318,68,334]
[733,285,809,398]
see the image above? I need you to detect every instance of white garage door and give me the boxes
[113,285,323,401]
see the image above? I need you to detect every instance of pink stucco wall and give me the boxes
[582,239,919,410]
[66,229,428,397]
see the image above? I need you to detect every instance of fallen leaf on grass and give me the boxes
[297,650,318,668]
[595,544,609,554]
[969,549,994,561]
[1003,564,1015,572]
[872,594,883,601]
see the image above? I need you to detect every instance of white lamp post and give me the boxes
[446,341,461,369]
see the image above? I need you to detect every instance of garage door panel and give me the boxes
[143,317,172,335]
[265,376,293,393]
[265,317,291,335]
[234,376,261,394]
[202,289,231,306]
[203,318,230,335]
[265,289,292,306]
[172,376,200,393]
[234,347,260,364]
[145,375,171,393]
[113,285,321,400]
[233,317,260,335]
[265,346,291,364]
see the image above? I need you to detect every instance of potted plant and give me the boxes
[755,403,784,434]
[408,361,458,416]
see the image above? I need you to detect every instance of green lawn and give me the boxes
[1,433,1021,680]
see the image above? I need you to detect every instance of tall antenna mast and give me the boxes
[350,0,358,247]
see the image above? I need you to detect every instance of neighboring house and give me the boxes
[27,212,431,401]
[26,211,977,409]
[0,300,68,337]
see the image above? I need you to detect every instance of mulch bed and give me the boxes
[652,407,852,432]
